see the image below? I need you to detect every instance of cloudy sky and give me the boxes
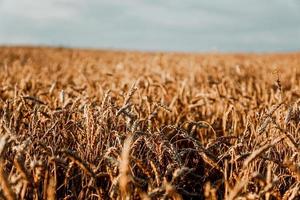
[0,0,299,52]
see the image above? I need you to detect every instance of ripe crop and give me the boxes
[0,47,299,199]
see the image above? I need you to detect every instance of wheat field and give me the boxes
[0,46,299,199]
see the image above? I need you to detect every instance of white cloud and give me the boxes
[0,0,82,22]
[0,0,299,51]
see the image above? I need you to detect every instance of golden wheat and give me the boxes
[0,46,299,199]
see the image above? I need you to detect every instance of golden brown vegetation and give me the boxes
[0,46,299,199]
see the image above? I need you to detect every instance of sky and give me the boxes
[0,0,300,52]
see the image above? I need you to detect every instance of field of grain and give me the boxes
[0,47,299,200]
